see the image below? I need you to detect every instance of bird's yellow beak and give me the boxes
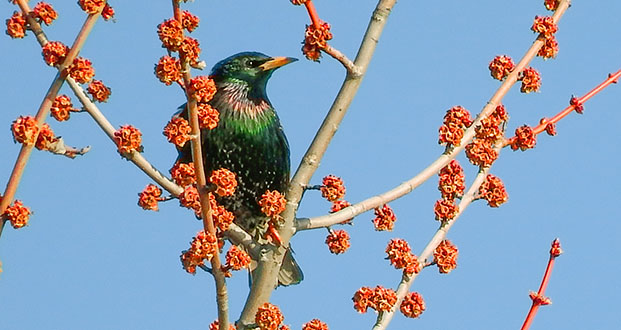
[260,57,298,71]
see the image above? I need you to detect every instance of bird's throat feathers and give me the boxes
[212,78,277,132]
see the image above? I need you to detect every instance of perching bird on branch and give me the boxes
[175,52,303,286]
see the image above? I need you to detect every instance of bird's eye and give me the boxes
[247,60,258,67]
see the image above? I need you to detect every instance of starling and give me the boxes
[175,52,302,285]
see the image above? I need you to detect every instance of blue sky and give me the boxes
[1,1,620,329]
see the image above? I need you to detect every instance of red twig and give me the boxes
[171,1,230,329]
[520,238,563,330]
[505,70,621,146]
[304,0,321,28]
[0,0,104,238]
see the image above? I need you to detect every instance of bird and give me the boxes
[174,52,303,286]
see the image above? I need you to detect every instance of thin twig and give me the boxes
[323,45,361,77]
[172,1,229,329]
[0,0,104,239]
[237,0,398,327]
[520,238,562,330]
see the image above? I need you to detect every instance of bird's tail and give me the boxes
[278,247,304,286]
[249,247,304,287]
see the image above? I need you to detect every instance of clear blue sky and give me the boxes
[1,1,620,329]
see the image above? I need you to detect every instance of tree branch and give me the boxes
[237,0,398,327]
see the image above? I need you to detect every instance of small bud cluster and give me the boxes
[488,55,515,81]
[180,230,217,274]
[385,238,421,275]
[32,2,57,26]
[170,162,196,187]
[113,125,143,154]
[433,239,458,274]
[465,105,508,167]
[259,190,287,245]
[221,245,251,277]
[400,292,426,318]
[42,41,68,66]
[512,125,537,151]
[3,199,32,229]
[208,321,236,330]
[531,15,559,59]
[352,286,397,313]
[325,229,350,254]
[478,174,508,207]
[51,95,78,121]
[138,184,163,211]
[438,106,472,147]
[544,0,560,11]
[255,303,286,330]
[209,168,237,197]
[302,319,329,330]
[302,22,333,61]
[373,204,396,231]
[320,175,353,225]
[163,116,192,147]
[6,11,27,39]
[87,80,111,102]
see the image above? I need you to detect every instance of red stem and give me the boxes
[304,0,321,28]
[0,0,104,238]
[505,69,621,146]
[520,239,561,330]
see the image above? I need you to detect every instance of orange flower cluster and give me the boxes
[11,115,39,145]
[325,229,350,254]
[255,302,285,330]
[320,175,345,202]
[570,96,584,114]
[290,0,308,5]
[190,76,217,103]
[78,0,106,14]
[511,125,536,151]
[198,103,220,129]
[538,37,559,59]
[208,320,236,330]
[329,200,352,224]
[180,230,217,274]
[222,245,251,273]
[51,95,76,122]
[302,319,328,330]
[35,123,58,151]
[352,286,397,313]
[209,193,235,232]
[438,159,465,200]
[6,11,27,39]
[373,204,396,231]
[3,200,31,229]
[68,57,95,84]
[400,292,425,318]
[302,22,332,61]
[163,116,191,147]
[32,2,57,26]
[179,37,201,67]
[438,106,472,146]
[544,0,559,11]
[138,184,163,211]
[101,3,115,21]
[258,190,286,218]
[465,139,497,167]
[114,125,142,154]
[158,19,183,51]
[170,162,196,187]
[488,55,515,80]
[550,238,563,257]
[433,198,458,223]
[87,80,111,102]
[42,41,68,66]
[209,168,237,197]
[478,174,508,207]
[385,238,420,275]
[465,105,507,167]
[519,67,541,94]
[179,185,201,216]
[155,56,182,85]
[434,239,458,274]
[180,10,199,32]
[531,15,558,37]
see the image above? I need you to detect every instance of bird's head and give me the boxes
[210,52,297,99]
